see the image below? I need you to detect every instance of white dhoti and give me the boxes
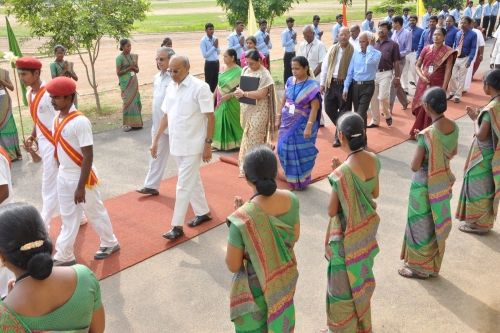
[449,57,470,99]
[38,137,60,228]
[171,154,210,227]
[404,51,417,89]
[54,175,118,262]
[144,131,170,190]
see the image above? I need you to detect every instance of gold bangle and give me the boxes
[307,121,313,124]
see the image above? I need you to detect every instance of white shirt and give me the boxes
[320,45,344,85]
[349,36,360,50]
[297,39,327,81]
[0,154,12,205]
[161,75,214,156]
[54,108,96,180]
[491,40,500,65]
[27,82,57,141]
[152,71,172,135]
[473,28,486,59]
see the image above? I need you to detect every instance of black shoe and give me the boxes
[136,187,159,196]
[162,226,184,240]
[187,214,212,227]
[447,95,454,100]
[366,123,379,128]
[94,244,121,260]
[409,81,416,86]
[386,117,393,126]
[332,139,341,148]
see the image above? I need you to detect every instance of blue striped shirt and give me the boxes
[422,13,431,29]
[464,7,473,18]
[200,35,220,61]
[473,5,483,19]
[403,15,410,29]
[361,19,376,32]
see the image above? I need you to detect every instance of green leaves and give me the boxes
[216,0,301,27]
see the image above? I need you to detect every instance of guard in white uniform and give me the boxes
[16,57,59,227]
[151,55,215,240]
[137,47,174,196]
[0,146,14,298]
[47,77,119,266]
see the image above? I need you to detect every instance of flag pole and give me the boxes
[10,68,25,140]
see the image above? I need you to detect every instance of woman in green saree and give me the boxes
[213,49,243,151]
[116,38,143,132]
[399,87,459,279]
[226,146,300,333]
[0,203,104,332]
[456,69,500,234]
[50,45,79,108]
[0,67,21,161]
[325,112,380,333]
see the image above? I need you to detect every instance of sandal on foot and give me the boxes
[398,267,428,280]
[458,225,489,235]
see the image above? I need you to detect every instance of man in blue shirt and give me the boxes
[200,22,220,92]
[331,14,344,43]
[473,0,484,26]
[312,15,324,40]
[384,7,395,23]
[422,6,433,29]
[281,17,297,83]
[416,15,438,58]
[255,19,272,71]
[343,31,381,133]
[449,16,478,102]
[407,15,424,86]
[402,8,410,29]
[488,0,500,37]
[227,20,245,66]
[362,11,376,32]
[483,1,492,34]
[464,1,474,18]
[445,15,459,47]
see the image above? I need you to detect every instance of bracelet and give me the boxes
[307,121,313,124]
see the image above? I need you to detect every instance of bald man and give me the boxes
[151,55,215,240]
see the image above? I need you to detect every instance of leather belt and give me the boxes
[353,80,374,85]
[378,68,393,72]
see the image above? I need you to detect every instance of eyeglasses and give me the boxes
[166,69,181,74]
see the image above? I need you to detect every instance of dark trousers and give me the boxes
[352,81,375,129]
[265,54,271,72]
[475,18,482,27]
[324,80,351,140]
[204,60,219,93]
[283,51,295,84]
[488,15,497,37]
[482,16,490,33]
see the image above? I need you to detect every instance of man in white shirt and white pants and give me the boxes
[0,146,14,298]
[151,55,215,240]
[137,47,175,196]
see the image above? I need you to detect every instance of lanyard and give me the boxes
[292,80,307,102]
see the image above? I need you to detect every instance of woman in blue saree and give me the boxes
[277,56,321,190]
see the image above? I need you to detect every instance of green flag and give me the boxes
[6,16,28,106]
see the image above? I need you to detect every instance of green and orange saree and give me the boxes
[116,53,142,128]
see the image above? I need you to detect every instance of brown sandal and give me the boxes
[458,225,489,235]
[398,267,429,280]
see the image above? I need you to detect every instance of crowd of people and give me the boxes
[0,2,499,332]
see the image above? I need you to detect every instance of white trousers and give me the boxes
[171,154,210,227]
[370,70,393,125]
[144,132,170,190]
[0,267,14,298]
[449,57,470,99]
[404,52,417,88]
[38,137,59,228]
[54,175,118,262]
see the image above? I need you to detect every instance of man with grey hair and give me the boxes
[151,55,215,240]
[138,47,175,196]
[297,25,327,81]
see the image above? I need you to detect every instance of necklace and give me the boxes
[347,148,364,159]
[15,272,30,284]
[432,115,445,124]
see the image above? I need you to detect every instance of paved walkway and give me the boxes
[9,42,500,333]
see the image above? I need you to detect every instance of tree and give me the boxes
[5,0,150,113]
[216,0,300,28]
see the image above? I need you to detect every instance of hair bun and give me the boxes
[255,179,277,196]
[27,252,53,280]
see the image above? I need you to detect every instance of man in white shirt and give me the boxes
[48,77,120,266]
[16,58,59,228]
[464,20,485,92]
[349,25,361,50]
[227,20,245,66]
[151,55,215,240]
[297,25,327,81]
[0,146,13,299]
[137,47,175,196]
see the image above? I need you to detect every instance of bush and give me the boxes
[372,0,415,15]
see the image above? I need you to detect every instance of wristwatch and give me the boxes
[205,138,213,144]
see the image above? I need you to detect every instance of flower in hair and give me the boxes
[20,240,44,251]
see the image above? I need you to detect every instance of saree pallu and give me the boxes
[277,78,321,190]
[410,45,456,138]
[402,124,458,276]
[213,66,243,150]
[456,102,500,231]
[229,203,298,332]
[326,164,380,333]
[238,67,277,174]
[240,51,268,69]
[116,53,143,128]
[0,70,21,160]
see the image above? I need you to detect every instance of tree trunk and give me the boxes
[365,0,367,15]
[88,42,102,114]
[92,85,102,113]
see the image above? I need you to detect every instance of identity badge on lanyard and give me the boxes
[289,80,306,114]
[428,65,434,75]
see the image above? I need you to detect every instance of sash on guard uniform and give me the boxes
[29,86,55,145]
[0,146,12,168]
[53,111,98,187]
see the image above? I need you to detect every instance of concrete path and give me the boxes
[9,43,500,333]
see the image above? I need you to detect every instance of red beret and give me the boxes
[46,77,77,96]
[15,57,42,70]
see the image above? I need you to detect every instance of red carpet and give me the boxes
[49,80,487,280]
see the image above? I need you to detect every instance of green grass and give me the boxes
[150,1,217,10]
[134,12,231,33]
[0,24,31,37]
